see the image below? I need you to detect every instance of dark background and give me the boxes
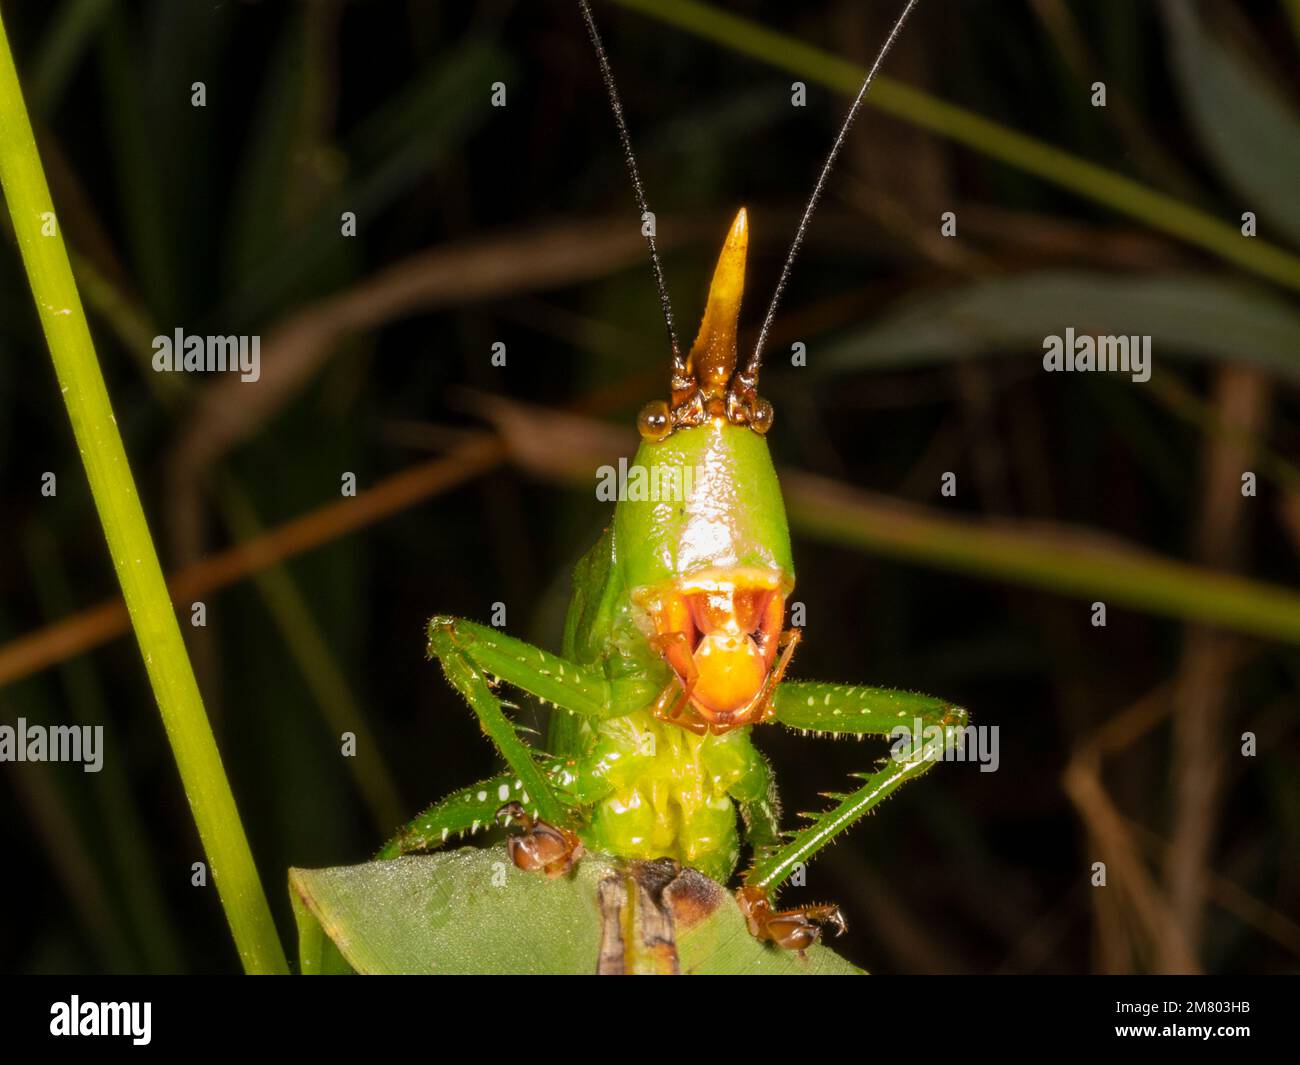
[1,0,1298,974]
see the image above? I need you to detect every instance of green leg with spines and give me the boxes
[423,615,658,829]
[376,771,527,858]
[430,616,658,720]
[745,681,968,892]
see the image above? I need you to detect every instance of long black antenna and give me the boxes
[746,0,920,380]
[578,0,682,366]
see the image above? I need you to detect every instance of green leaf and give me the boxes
[291,885,355,975]
[814,271,1300,380]
[1162,1,1300,250]
[290,847,862,975]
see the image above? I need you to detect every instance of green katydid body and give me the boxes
[377,418,796,883]
[548,421,794,881]
[379,212,967,912]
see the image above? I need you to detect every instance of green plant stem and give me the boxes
[0,9,287,974]
[609,0,1300,296]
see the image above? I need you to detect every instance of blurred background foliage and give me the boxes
[1,0,1298,974]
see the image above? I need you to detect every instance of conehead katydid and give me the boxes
[379,0,966,952]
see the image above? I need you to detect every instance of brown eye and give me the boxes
[637,400,672,441]
[748,398,774,435]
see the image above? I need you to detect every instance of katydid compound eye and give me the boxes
[637,400,672,441]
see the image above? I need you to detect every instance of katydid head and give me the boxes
[581,0,921,734]
[619,209,791,731]
[616,410,796,734]
[580,0,920,443]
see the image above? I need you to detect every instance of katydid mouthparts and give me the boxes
[379,0,966,954]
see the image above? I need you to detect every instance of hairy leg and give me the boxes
[747,680,967,894]
[425,616,659,825]
[376,771,528,858]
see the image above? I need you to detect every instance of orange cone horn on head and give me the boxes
[686,207,747,396]
[638,208,772,441]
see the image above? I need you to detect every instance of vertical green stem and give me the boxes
[0,9,287,973]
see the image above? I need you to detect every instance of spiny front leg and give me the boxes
[428,619,567,826]
[376,771,546,859]
[426,616,659,827]
[429,616,657,721]
[736,886,846,954]
[747,681,968,896]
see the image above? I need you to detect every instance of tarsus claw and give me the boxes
[736,885,846,953]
